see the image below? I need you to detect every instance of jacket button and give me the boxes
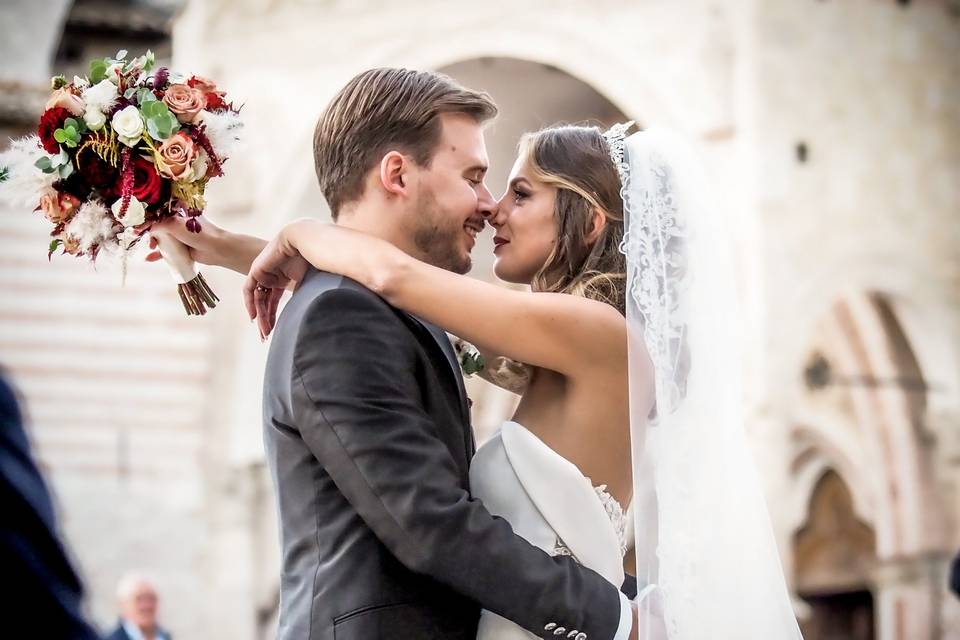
[544,623,557,631]
[554,628,566,636]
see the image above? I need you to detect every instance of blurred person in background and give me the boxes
[106,573,171,640]
[0,369,100,639]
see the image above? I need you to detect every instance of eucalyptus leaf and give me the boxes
[35,156,52,170]
[147,119,169,141]
[58,162,74,178]
[90,59,107,83]
[116,49,128,61]
[166,117,180,137]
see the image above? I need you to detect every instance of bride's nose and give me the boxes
[482,202,502,228]
[484,194,511,228]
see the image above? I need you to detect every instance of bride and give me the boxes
[153,121,802,639]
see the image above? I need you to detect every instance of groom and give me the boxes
[154,68,637,640]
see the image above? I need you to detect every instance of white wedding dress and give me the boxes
[470,421,629,640]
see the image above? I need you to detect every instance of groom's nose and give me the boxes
[476,182,499,220]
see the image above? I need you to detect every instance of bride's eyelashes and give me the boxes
[513,188,529,204]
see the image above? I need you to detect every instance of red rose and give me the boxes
[114,156,163,205]
[204,91,228,111]
[188,75,228,111]
[38,107,71,155]
[82,154,118,191]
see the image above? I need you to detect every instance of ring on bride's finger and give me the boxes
[255,285,269,293]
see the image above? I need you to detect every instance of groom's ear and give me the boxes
[379,150,410,198]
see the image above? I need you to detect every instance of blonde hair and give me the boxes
[518,124,626,315]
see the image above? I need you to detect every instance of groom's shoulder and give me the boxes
[285,268,397,321]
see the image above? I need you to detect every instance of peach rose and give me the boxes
[39,189,81,224]
[162,84,206,124]
[45,88,85,117]
[156,132,197,181]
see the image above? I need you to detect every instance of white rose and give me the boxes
[111,105,144,147]
[83,108,106,131]
[111,195,145,228]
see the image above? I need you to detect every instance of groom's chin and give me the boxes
[451,253,472,275]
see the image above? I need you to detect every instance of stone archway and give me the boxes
[794,469,877,640]
[788,291,951,640]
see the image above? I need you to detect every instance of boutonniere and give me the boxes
[451,336,485,377]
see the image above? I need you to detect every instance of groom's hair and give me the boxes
[313,68,498,219]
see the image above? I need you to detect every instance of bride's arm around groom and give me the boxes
[266,272,635,639]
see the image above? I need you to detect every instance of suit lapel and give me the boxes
[407,315,472,441]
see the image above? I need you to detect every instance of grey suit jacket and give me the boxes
[262,269,623,640]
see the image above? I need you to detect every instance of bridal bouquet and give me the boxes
[0,50,242,315]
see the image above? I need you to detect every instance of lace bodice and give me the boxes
[554,484,628,560]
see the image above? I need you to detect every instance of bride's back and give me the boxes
[510,353,638,508]
[497,124,650,508]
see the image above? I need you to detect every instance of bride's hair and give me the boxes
[518,124,626,315]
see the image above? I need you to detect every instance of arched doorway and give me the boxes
[788,291,952,640]
[794,469,877,640]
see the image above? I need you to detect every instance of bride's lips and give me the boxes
[493,236,509,254]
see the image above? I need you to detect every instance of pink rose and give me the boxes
[162,84,206,124]
[39,189,81,224]
[45,88,85,117]
[157,132,196,181]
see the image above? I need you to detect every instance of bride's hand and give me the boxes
[243,227,309,340]
[145,215,269,276]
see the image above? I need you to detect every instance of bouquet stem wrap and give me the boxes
[151,227,218,315]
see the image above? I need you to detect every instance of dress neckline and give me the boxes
[500,420,629,557]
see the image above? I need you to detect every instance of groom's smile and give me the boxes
[463,216,485,248]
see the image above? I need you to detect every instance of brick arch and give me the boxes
[791,291,944,559]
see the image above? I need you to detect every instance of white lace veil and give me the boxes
[615,126,803,639]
